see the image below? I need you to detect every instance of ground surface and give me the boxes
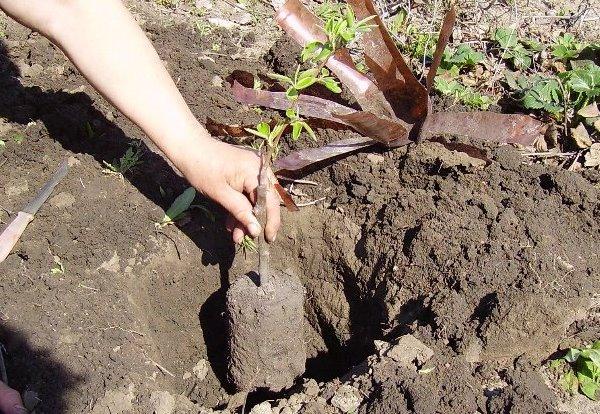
[0,0,598,413]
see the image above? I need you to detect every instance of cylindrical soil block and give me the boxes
[226,271,306,392]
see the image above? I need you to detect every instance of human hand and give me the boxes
[0,381,25,414]
[175,136,281,244]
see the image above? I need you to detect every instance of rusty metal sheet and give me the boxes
[427,7,456,91]
[347,0,429,124]
[274,136,377,175]
[420,112,548,145]
[232,81,407,144]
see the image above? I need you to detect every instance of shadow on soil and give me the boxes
[0,40,236,390]
[0,323,82,412]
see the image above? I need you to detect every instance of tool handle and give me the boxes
[0,212,34,263]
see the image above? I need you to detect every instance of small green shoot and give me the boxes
[50,256,65,275]
[552,341,600,400]
[85,122,96,139]
[12,133,25,144]
[301,7,376,64]
[0,140,5,151]
[102,143,143,176]
[157,187,196,228]
[195,20,212,36]
[238,234,257,259]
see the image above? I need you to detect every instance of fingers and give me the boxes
[0,382,26,414]
[217,188,261,238]
[264,183,281,243]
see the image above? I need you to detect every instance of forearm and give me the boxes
[0,0,210,170]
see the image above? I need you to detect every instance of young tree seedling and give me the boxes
[242,5,376,282]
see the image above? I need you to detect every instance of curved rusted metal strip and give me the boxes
[420,112,548,145]
[274,136,377,175]
[232,81,407,143]
[347,0,429,124]
[427,7,456,91]
[275,0,396,121]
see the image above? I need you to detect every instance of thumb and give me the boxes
[216,187,261,238]
[0,382,26,414]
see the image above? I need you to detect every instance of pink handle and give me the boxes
[0,212,34,263]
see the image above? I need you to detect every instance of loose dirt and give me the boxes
[0,1,598,413]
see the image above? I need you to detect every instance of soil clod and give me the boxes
[226,271,306,392]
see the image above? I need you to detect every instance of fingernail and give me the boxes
[247,220,261,237]
[14,405,28,413]
[271,234,276,242]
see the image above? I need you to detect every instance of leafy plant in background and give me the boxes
[493,27,536,70]
[433,44,494,110]
[551,341,600,400]
[551,33,583,61]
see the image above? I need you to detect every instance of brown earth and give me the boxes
[0,1,599,413]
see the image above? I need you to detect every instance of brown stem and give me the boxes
[255,149,272,285]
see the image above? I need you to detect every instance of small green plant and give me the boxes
[493,27,535,70]
[156,187,196,227]
[505,62,600,119]
[441,44,484,70]
[195,20,212,36]
[301,7,376,64]
[0,140,5,151]
[551,33,582,61]
[238,234,257,259]
[433,45,493,110]
[504,72,563,116]
[12,133,25,144]
[434,76,495,110]
[50,256,65,275]
[155,0,179,8]
[550,341,600,400]
[102,143,143,176]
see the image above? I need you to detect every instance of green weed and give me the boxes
[238,234,257,259]
[157,187,196,227]
[50,256,65,275]
[551,341,600,400]
[102,143,143,176]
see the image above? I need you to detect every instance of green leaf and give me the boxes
[291,121,302,140]
[163,187,196,223]
[592,341,600,350]
[285,108,297,119]
[268,72,293,85]
[577,371,599,400]
[301,40,323,62]
[444,44,485,68]
[565,348,582,363]
[286,87,299,99]
[302,122,316,141]
[320,77,342,93]
[257,122,271,136]
[559,370,579,394]
[494,27,518,49]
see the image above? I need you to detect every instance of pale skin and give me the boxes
[0,0,282,411]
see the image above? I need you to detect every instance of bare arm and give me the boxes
[0,0,280,242]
